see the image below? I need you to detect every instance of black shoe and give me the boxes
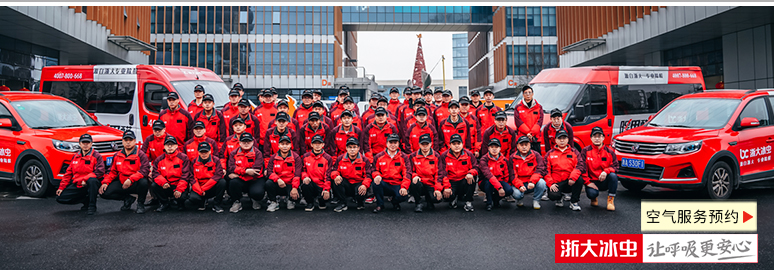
[305,203,315,212]
[87,207,96,215]
[372,206,383,213]
[212,204,224,213]
[414,203,424,213]
[393,203,401,211]
[146,198,160,206]
[334,204,348,212]
[121,196,136,211]
[155,203,170,212]
[177,203,185,211]
[81,204,89,211]
[357,202,365,210]
[486,204,493,211]
[135,203,146,214]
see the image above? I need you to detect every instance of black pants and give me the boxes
[56,178,99,208]
[228,177,266,203]
[300,181,329,205]
[372,181,408,207]
[446,179,475,203]
[189,178,227,206]
[333,180,366,204]
[265,179,299,202]
[547,178,584,203]
[150,182,190,205]
[409,181,441,205]
[100,178,149,204]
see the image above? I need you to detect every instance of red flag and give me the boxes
[412,34,426,88]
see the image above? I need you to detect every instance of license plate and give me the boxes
[106,156,113,167]
[621,158,645,169]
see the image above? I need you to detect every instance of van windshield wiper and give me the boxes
[664,124,692,128]
[648,123,660,127]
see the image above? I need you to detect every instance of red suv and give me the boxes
[613,89,774,199]
[0,92,124,197]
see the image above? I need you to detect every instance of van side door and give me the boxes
[138,81,170,141]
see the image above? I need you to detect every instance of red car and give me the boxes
[0,91,124,197]
[613,89,774,199]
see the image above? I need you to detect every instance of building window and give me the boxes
[458,86,468,98]
[663,38,723,78]
[507,44,558,76]
[272,11,281,24]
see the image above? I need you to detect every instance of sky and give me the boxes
[356,31,461,82]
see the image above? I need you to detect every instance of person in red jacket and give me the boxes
[403,107,439,153]
[424,89,437,110]
[226,133,265,213]
[141,120,174,164]
[188,84,205,117]
[55,134,105,215]
[264,112,299,163]
[300,135,333,212]
[476,89,503,130]
[513,86,544,153]
[438,101,472,153]
[188,142,227,213]
[510,136,548,210]
[99,130,149,214]
[459,96,482,156]
[479,138,514,211]
[265,135,303,212]
[371,134,410,213]
[333,97,362,128]
[184,121,220,162]
[230,98,262,141]
[293,90,315,124]
[221,89,241,125]
[469,90,483,109]
[220,117,250,171]
[386,87,402,116]
[545,130,585,211]
[481,111,517,156]
[433,90,452,126]
[307,101,336,129]
[299,112,329,154]
[407,134,443,212]
[254,90,278,139]
[268,100,300,132]
[543,108,575,153]
[325,110,366,157]
[580,127,619,211]
[440,134,478,212]
[361,94,380,121]
[150,136,193,212]
[329,88,360,119]
[158,92,193,145]
[400,97,435,130]
[331,137,373,212]
[432,88,444,107]
[193,94,227,143]
[362,107,399,161]
[363,97,399,128]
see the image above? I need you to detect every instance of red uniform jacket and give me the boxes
[158,107,193,145]
[544,146,585,186]
[152,151,192,193]
[542,122,574,153]
[302,115,336,132]
[227,147,265,181]
[372,150,411,189]
[184,136,220,162]
[364,113,399,129]
[268,117,300,133]
[299,123,329,154]
[141,133,178,162]
[333,114,363,129]
[254,103,278,140]
[387,99,402,116]
[263,127,299,164]
[218,132,252,169]
[362,122,399,158]
[475,104,502,131]
[439,149,478,189]
[293,104,314,124]
[102,148,149,185]
[60,149,105,190]
[267,151,302,188]
[580,145,619,185]
[403,122,440,153]
[438,117,472,152]
[191,156,224,195]
[479,153,514,190]
[408,150,443,191]
[461,112,482,154]
[434,103,450,128]
[229,113,262,144]
[481,126,518,156]
[329,101,360,120]
[331,153,373,188]
[510,150,546,188]
[221,103,240,125]
[325,125,366,157]
[193,109,227,143]
[188,100,204,117]
[301,151,333,191]
[361,106,377,121]
[513,100,544,140]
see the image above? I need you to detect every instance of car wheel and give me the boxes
[620,179,647,192]
[20,159,51,198]
[705,162,733,200]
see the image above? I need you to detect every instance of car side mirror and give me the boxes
[741,117,760,128]
[648,115,654,122]
[0,118,12,128]
[570,105,585,122]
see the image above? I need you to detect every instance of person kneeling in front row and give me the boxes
[510,136,547,210]
[545,130,585,211]
[580,126,619,211]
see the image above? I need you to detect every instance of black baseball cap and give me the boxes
[302,90,313,98]
[488,138,501,147]
[192,121,206,129]
[261,89,272,96]
[312,101,325,108]
[387,134,400,142]
[197,142,211,152]
[194,85,205,92]
[232,82,244,89]
[308,112,321,121]
[389,87,400,94]
[591,126,604,136]
[311,135,324,143]
[164,136,178,145]
[450,134,463,144]
[414,98,426,105]
[277,99,289,108]
[419,134,432,144]
[312,89,323,96]
[122,130,136,140]
[346,137,359,146]
[270,88,278,95]
[278,135,292,143]
[231,117,245,125]
[550,108,563,118]
[152,120,165,130]
[483,89,494,95]
[448,100,460,108]
[167,92,179,100]
[202,94,214,102]
[79,134,93,143]
[459,96,471,104]
[494,111,507,120]
[375,107,388,115]
[238,99,250,107]
[442,90,452,97]
[556,130,569,139]
[415,107,428,116]
[434,88,443,94]
[340,110,354,118]
[276,112,290,122]
[402,87,412,94]
[470,90,481,97]
[517,136,531,144]
[343,96,354,104]
[229,89,241,96]
[338,89,349,96]
[423,89,433,96]
[378,96,388,104]
[339,85,350,90]
[239,133,254,142]
[370,94,380,101]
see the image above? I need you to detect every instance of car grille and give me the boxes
[614,140,667,155]
[619,164,664,180]
[93,140,123,153]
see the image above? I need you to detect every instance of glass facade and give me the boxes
[663,38,723,78]
[452,33,468,79]
[0,34,59,90]
[505,7,556,36]
[506,45,558,76]
[342,6,492,24]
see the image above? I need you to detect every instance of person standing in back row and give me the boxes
[476,89,502,129]
[192,93,227,143]
[187,84,206,117]
[158,92,193,146]
[513,85,544,153]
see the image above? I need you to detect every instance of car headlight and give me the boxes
[664,140,702,155]
[53,140,80,152]
[611,139,617,148]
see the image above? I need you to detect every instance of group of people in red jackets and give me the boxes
[56,84,619,215]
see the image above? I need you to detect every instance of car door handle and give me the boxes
[767,138,774,143]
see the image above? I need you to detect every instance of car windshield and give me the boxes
[509,83,582,113]
[12,100,99,129]
[170,80,231,110]
[648,98,740,129]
